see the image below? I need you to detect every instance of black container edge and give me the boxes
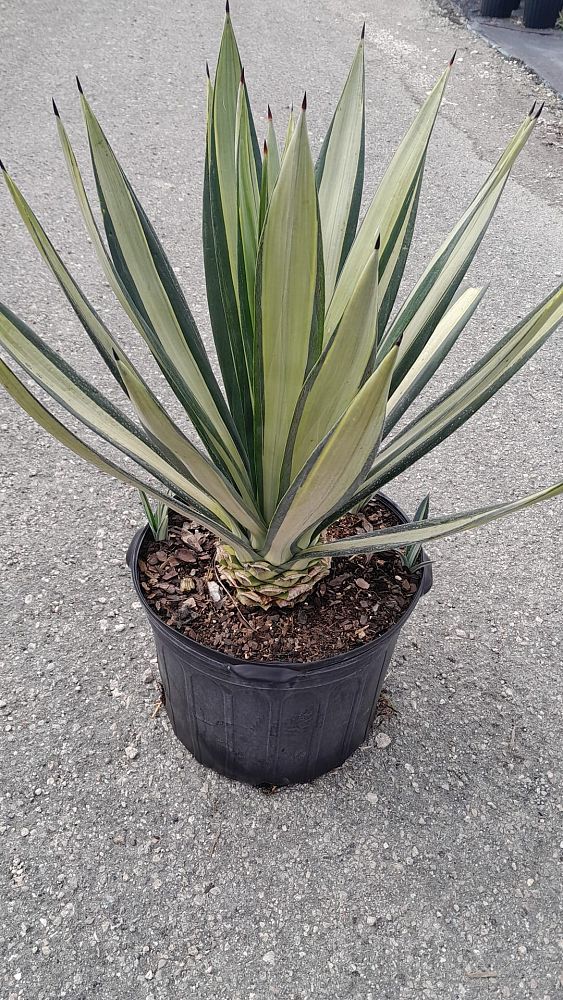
[522,0,562,28]
[126,492,433,677]
[126,493,434,784]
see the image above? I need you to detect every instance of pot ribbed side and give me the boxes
[127,493,433,785]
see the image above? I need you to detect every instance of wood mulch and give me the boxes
[138,498,421,664]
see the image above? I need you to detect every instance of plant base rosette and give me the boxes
[216,544,331,609]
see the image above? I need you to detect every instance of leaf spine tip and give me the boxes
[535,102,544,119]
[225,0,230,14]
[52,97,59,117]
[449,50,457,66]
[301,91,307,111]
[75,75,83,94]
[263,138,268,155]
[0,158,5,172]
[267,103,272,120]
[528,100,536,117]
[374,233,381,251]
[206,61,210,79]
[361,21,366,39]
[240,66,245,86]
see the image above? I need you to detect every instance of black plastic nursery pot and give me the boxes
[127,494,433,787]
[480,0,513,15]
[523,0,562,26]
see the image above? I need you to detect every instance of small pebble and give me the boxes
[124,745,139,760]
[375,732,392,749]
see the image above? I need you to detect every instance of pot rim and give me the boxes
[127,491,433,675]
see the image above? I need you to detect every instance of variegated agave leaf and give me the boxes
[0,8,560,611]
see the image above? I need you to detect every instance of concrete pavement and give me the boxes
[441,0,563,96]
[1,0,562,997]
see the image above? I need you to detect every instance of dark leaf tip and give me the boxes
[449,50,457,66]
[263,138,268,155]
[267,103,272,120]
[225,0,230,13]
[535,102,544,119]
[240,66,245,86]
[206,61,210,79]
[52,97,60,117]
[374,234,381,251]
[528,100,536,117]
[361,21,366,40]
[75,75,83,94]
[0,158,5,172]
[301,91,307,111]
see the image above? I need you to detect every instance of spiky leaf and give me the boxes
[316,35,365,301]
[264,345,399,565]
[300,483,563,560]
[323,60,453,346]
[254,105,323,520]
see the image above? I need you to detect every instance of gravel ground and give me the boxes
[1,0,562,997]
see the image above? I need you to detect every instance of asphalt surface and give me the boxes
[1,1,562,998]
[441,0,563,96]
[476,23,563,97]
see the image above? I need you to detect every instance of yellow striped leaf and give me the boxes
[255,104,323,520]
[287,241,380,479]
[77,92,250,489]
[384,285,486,434]
[316,34,365,302]
[324,60,453,346]
[357,281,563,502]
[115,355,265,539]
[300,482,563,560]
[0,358,255,562]
[379,112,537,375]
[264,345,398,564]
[0,304,237,530]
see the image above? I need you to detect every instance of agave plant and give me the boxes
[0,8,561,610]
